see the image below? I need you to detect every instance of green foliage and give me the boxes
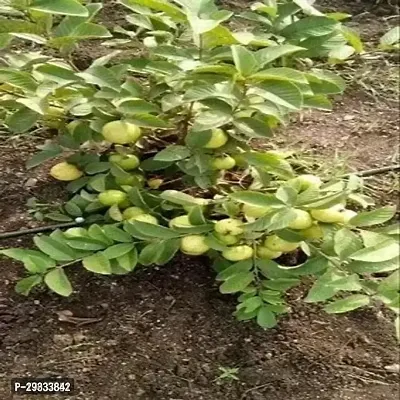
[379,26,400,51]
[0,0,399,337]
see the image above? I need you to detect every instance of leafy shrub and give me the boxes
[0,0,398,336]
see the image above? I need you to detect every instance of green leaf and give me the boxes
[6,108,38,133]
[233,117,272,138]
[281,16,337,39]
[0,68,37,91]
[117,99,160,114]
[230,191,283,207]
[349,240,399,262]
[0,249,46,262]
[334,228,363,259]
[30,0,89,17]
[289,256,329,276]
[88,224,113,245]
[44,268,73,296]
[231,45,258,77]
[154,145,191,162]
[85,162,110,175]
[305,282,337,302]
[188,206,207,225]
[307,69,346,94]
[250,67,307,84]
[360,230,392,247]
[324,295,370,314]
[341,26,363,53]
[241,296,263,313]
[15,275,42,296]
[257,306,277,329]
[216,260,253,281]
[262,278,300,292]
[380,26,399,47]
[127,114,172,128]
[378,271,399,295]
[303,94,332,110]
[26,144,63,169]
[348,257,399,274]
[66,237,106,251]
[276,187,297,206]
[23,254,55,274]
[192,110,232,132]
[33,235,76,261]
[329,45,355,61]
[132,221,181,239]
[103,243,135,259]
[243,151,294,179]
[255,44,305,68]
[77,66,120,89]
[118,0,186,21]
[188,12,232,34]
[326,274,362,291]
[161,190,209,206]
[83,253,112,275]
[253,81,303,110]
[257,259,295,279]
[117,248,138,271]
[138,241,165,266]
[349,206,396,227]
[103,225,133,243]
[155,238,180,265]
[219,272,254,294]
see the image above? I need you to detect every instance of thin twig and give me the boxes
[340,165,400,178]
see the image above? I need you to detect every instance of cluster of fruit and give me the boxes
[179,200,356,261]
[49,121,237,185]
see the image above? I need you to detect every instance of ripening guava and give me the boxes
[115,173,145,187]
[212,155,236,170]
[109,154,140,170]
[302,224,323,240]
[203,129,228,149]
[102,121,141,144]
[297,174,322,190]
[311,204,345,223]
[98,190,128,206]
[215,232,240,245]
[50,162,83,181]
[222,245,253,261]
[288,209,313,230]
[180,235,210,255]
[147,178,163,189]
[340,209,357,223]
[243,204,272,219]
[130,213,158,224]
[256,246,282,260]
[264,235,299,252]
[169,215,192,229]
[214,218,244,236]
[122,207,145,220]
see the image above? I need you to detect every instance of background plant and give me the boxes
[0,0,398,337]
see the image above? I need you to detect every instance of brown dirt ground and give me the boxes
[1,1,399,400]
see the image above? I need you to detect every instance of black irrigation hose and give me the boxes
[0,164,399,241]
[0,221,81,241]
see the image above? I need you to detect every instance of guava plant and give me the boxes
[0,0,399,336]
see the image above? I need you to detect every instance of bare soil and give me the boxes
[0,1,399,400]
